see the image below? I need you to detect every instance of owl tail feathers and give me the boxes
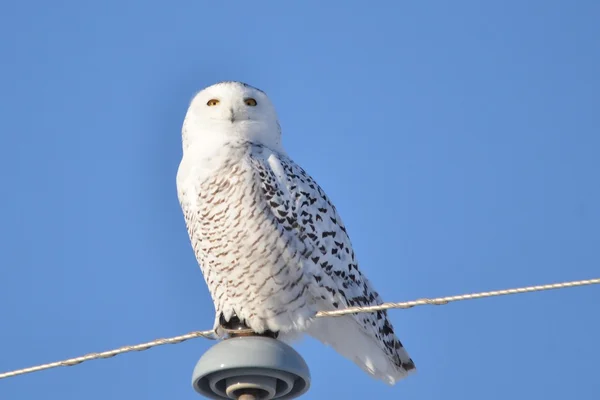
[306,315,416,385]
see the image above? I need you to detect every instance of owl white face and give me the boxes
[182,81,282,153]
[192,82,275,123]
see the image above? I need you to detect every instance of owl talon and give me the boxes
[219,314,279,339]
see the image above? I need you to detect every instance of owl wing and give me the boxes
[249,144,416,384]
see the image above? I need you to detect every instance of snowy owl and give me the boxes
[176,81,416,384]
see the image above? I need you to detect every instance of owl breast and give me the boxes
[180,146,317,335]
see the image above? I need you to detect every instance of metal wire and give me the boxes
[0,330,218,380]
[1,277,598,380]
[317,277,600,317]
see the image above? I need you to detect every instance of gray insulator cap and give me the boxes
[192,336,311,400]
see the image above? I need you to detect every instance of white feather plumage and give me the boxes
[176,81,416,384]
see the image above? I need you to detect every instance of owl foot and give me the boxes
[219,314,279,339]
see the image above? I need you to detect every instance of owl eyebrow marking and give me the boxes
[214,80,266,94]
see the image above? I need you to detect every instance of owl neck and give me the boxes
[182,119,284,157]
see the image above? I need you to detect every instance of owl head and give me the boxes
[182,81,282,152]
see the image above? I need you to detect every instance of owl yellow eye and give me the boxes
[206,99,220,106]
[244,98,257,106]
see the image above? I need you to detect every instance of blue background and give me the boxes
[1,1,599,399]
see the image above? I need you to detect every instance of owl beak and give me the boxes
[228,108,235,123]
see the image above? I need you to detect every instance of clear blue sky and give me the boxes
[1,1,599,399]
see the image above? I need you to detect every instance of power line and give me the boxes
[0,330,217,380]
[1,277,598,380]
[317,277,600,317]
